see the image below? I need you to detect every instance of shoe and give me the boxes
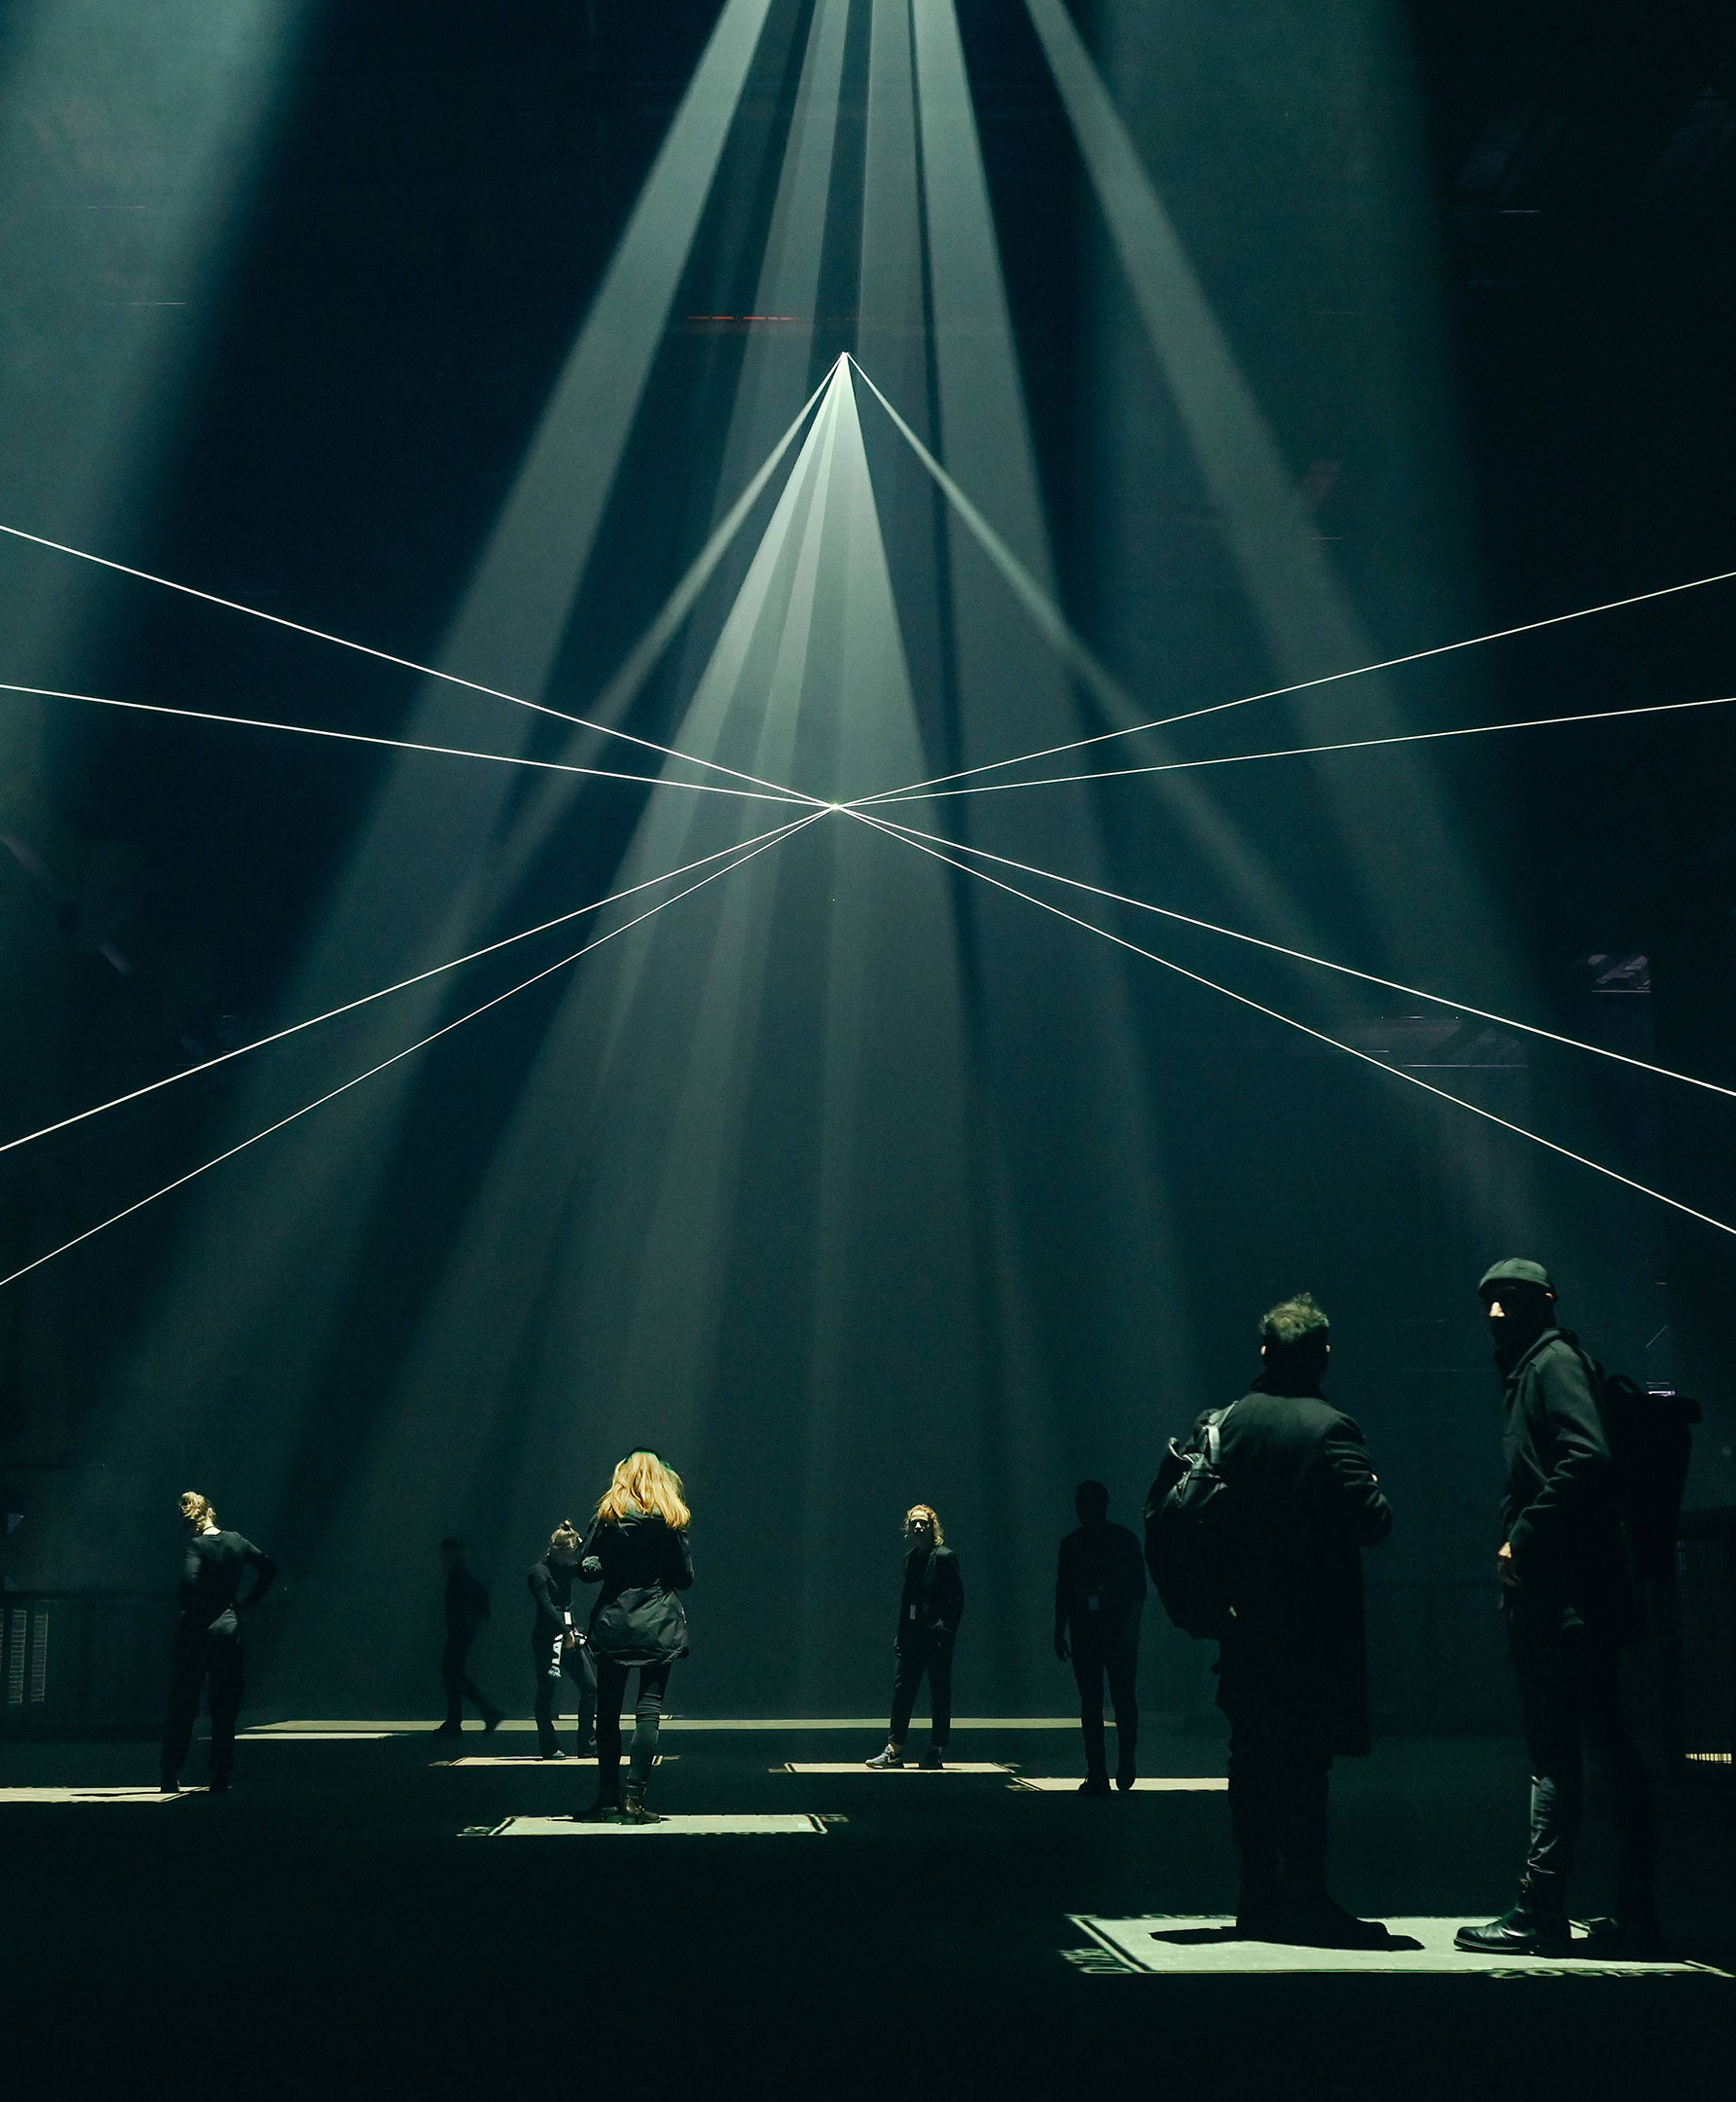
[482,1711,503,1735]
[579,1734,598,1758]
[1115,1768,1137,1792]
[1454,1904,1572,1957]
[1580,1913,1667,1960]
[432,1721,462,1738]
[620,1787,661,1824]
[1078,1776,1113,1797]
[919,1746,946,1771]
[865,1745,906,1770]
[1277,1893,1399,1951]
[539,1748,566,1762]
[159,1779,180,1795]
[572,1798,620,1822]
[1236,1895,1284,1940]
[208,1774,230,1795]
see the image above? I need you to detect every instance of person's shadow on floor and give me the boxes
[1151,1926,1425,1953]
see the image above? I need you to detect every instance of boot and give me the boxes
[620,1780,661,1824]
[571,1794,619,1823]
[1454,1887,1571,1957]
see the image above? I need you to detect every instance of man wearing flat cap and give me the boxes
[1455,1260,1660,1957]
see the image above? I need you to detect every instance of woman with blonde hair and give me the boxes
[574,1451,693,1823]
[161,1492,276,1794]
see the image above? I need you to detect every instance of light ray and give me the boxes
[0,814,826,1291]
[0,517,816,806]
[851,690,1736,804]
[845,808,1736,1241]
[855,809,1736,1102]
[0,813,816,1162]
[0,678,812,802]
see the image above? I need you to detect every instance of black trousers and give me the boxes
[1072,1643,1138,1784]
[594,1657,672,1800]
[1513,1619,1656,1915]
[441,1629,500,1728]
[1225,1703,1331,1899]
[162,1623,244,1785]
[890,1638,952,1744]
[532,1633,597,1752]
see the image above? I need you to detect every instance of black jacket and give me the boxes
[528,1557,581,1644]
[1498,1327,1632,1638]
[579,1512,693,1666]
[896,1544,963,1651]
[1055,1522,1145,1653]
[177,1531,276,1636]
[444,1566,490,1635]
[1198,1379,1391,1756]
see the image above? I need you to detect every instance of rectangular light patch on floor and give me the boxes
[487,1813,827,1837]
[439,1755,674,1768]
[776,1761,1009,1774]
[1071,1916,1726,1976]
[0,1787,189,1805]
[1012,1776,1227,1792]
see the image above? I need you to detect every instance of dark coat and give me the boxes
[1055,1521,1146,1653]
[1499,1327,1632,1639]
[896,1543,963,1651]
[528,1557,581,1644]
[579,1512,693,1666]
[1200,1380,1391,1757]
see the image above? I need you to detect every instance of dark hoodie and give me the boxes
[578,1511,694,1666]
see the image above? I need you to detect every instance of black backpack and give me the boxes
[1142,1406,1239,1639]
[1585,1363,1700,1580]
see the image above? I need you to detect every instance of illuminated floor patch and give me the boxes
[0,1787,189,1805]
[777,1760,1010,1775]
[1012,1776,1227,1793]
[441,1755,673,1768]
[487,1813,827,1837]
[1071,1916,1726,1977]
[238,1731,400,1742]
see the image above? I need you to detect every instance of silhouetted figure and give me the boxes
[1189,1294,1393,1947]
[1456,1260,1661,1958]
[1055,1481,1146,1795]
[529,1521,597,1759]
[574,1451,693,1823]
[160,1491,276,1794]
[867,1505,964,1771]
[435,1537,502,1737]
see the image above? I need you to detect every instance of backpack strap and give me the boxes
[1203,1403,1234,1466]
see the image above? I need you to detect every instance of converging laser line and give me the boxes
[849,691,1736,806]
[0,680,813,805]
[0,813,826,1291]
[846,808,1736,1241]
[845,357,1736,804]
[854,810,1736,1101]
[0,814,816,1164]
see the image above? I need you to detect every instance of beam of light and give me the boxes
[0,813,816,1162]
[0,516,808,804]
[850,690,1736,804]
[0,813,825,1293]
[845,807,1736,1241]
[0,677,814,802]
[854,808,1736,1103]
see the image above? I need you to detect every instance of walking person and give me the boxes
[1055,1481,1146,1795]
[160,1492,277,1794]
[1456,1260,1661,1957]
[529,1521,597,1759]
[867,1505,963,1771]
[435,1536,503,1738]
[574,1451,693,1823]
[1168,1293,1394,1946]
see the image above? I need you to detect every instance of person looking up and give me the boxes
[574,1451,693,1823]
[1055,1481,1146,1795]
[435,1537,502,1738]
[1455,1260,1661,1958]
[160,1492,276,1795]
[867,1505,963,1771]
[529,1521,597,1760]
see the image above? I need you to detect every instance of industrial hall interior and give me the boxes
[1,2,1733,2096]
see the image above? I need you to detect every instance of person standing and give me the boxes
[574,1452,693,1823]
[1456,1260,1661,1957]
[160,1492,277,1794]
[529,1521,597,1760]
[1187,1294,1394,1947]
[1054,1481,1146,1795]
[867,1505,964,1771]
[435,1536,503,1738]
